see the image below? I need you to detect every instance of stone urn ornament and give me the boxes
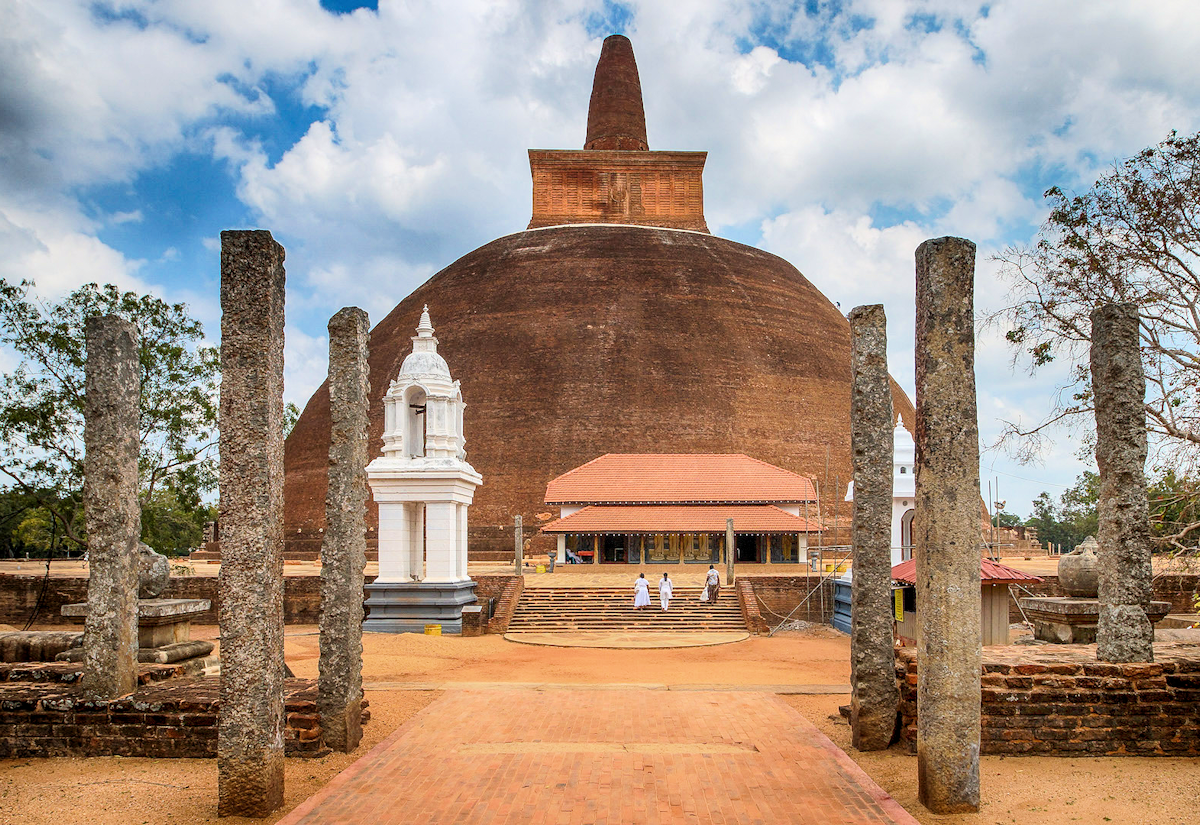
[1058,536,1099,598]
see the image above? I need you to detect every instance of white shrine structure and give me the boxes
[844,416,916,567]
[363,307,482,633]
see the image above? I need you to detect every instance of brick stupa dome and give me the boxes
[281,35,914,559]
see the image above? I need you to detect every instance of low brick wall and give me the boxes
[484,575,524,634]
[743,575,837,628]
[0,573,326,626]
[734,580,766,634]
[0,669,369,759]
[2,572,531,630]
[896,642,1200,756]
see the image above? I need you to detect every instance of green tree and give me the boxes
[0,280,219,551]
[1023,473,1101,553]
[141,486,216,557]
[284,401,301,438]
[1059,470,1100,542]
[996,511,1023,529]
[1026,491,1069,552]
[991,130,1200,474]
[1147,469,1200,553]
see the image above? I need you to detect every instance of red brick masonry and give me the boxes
[0,668,369,759]
[897,642,1200,756]
[736,579,769,634]
[480,574,524,634]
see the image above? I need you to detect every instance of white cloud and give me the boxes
[284,323,329,411]
[0,204,146,297]
[759,205,927,392]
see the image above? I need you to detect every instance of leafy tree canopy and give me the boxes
[1023,473,1099,554]
[0,280,219,551]
[992,129,1200,472]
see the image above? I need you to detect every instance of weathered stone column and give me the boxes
[514,515,523,575]
[218,229,286,818]
[914,237,981,813]
[319,307,370,753]
[1090,303,1155,663]
[848,304,898,751]
[725,518,735,584]
[81,315,141,700]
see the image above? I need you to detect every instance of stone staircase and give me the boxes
[506,586,747,634]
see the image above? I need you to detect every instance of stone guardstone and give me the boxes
[1019,596,1171,644]
[137,542,171,598]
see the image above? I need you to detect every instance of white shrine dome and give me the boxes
[397,305,451,381]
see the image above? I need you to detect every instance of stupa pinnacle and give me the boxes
[527,34,708,232]
[584,34,649,151]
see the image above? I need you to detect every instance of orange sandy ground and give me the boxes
[2,626,1198,825]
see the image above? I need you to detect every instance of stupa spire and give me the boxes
[584,34,649,151]
[411,305,438,353]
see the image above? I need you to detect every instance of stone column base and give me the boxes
[363,580,477,634]
[1019,597,1171,644]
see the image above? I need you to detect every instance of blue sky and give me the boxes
[4,0,1200,520]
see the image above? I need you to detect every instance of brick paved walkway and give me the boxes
[277,689,917,825]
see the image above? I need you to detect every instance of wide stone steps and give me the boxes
[507,586,746,633]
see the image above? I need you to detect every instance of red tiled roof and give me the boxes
[540,504,822,534]
[890,558,1043,585]
[544,454,817,504]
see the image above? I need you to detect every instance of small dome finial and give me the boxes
[584,35,649,151]
[416,305,434,338]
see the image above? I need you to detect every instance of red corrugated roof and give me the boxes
[541,504,823,534]
[544,454,817,504]
[890,558,1043,585]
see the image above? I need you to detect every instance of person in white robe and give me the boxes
[705,564,721,604]
[633,573,651,609]
[659,573,673,611]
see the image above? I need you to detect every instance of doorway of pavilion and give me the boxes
[735,534,760,563]
[601,535,627,563]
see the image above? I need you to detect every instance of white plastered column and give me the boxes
[375,500,426,583]
[456,504,469,579]
[423,501,458,582]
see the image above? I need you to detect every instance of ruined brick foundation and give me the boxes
[897,643,1200,756]
[0,666,369,759]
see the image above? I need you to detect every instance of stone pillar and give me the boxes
[914,237,981,814]
[514,515,523,575]
[725,519,735,585]
[319,307,369,753]
[81,315,141,700]
[1090,303,1154,663]
[848,304,897,751]
[217,229,286,818]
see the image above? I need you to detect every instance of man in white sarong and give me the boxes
[705,564,720,603]
[659,573,673,611]
[633,573,651,609]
